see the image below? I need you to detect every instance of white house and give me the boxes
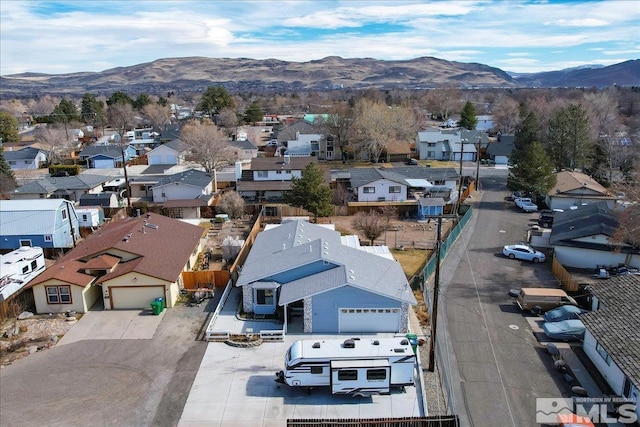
[416,129,485,161]
[546,171,617,211]
[236,156,318,202]
[147,139,188,165]
[580,275,640,423]
[151,169,213,204]
[3,147,47,170]
[475,115,494,132]
[285,132,323,157]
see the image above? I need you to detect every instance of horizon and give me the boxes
[1,0,639,76]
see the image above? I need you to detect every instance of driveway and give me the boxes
[0,298,217,427]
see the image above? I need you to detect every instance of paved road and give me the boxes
[0,299,217,427]
[436,170,573,427]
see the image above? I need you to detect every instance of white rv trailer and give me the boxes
[0,247,46,302]
[275,337,416,396]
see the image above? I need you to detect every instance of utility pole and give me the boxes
[120,145,132,211]
[456,139,466,215]
[428,216,443,372]
[475,138,481,191]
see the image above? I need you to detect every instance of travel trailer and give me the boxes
[275,337,416,396]
[0,246,46,302]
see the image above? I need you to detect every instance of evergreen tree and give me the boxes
[284,163,333,223]
[459,101,478,130]
[243,100,263,124]
[0,148,18,195]
[133,94,152,110]
[80,93,105,126]
[547,104,591,171]
[0,112,20,143]
[196,86,235,119]
[51,99,80,124]
[507,141,557,201]
[107,91,134,106]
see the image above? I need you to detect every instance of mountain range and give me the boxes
[1,56,638,99]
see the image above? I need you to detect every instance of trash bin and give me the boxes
[150,301,161,315]
[405,333,418,354]
[154,297,165,309]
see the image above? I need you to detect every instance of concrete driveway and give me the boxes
[0,298,217,427]
[57,308,165,345]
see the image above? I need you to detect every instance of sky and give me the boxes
[1,0,638,76]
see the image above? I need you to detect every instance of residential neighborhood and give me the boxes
[0,87,638,427]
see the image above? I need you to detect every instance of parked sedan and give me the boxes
[502,244,546,262]
[543,305,587,322]
[542,319,586,341]
[520,201,539,212]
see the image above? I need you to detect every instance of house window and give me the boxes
[256,289,274,305]
[264,206,278,217]
[276,170,282,174]
[9,161,16,165]
[367,369,387,381]
[311,366,323,374]
[595,342,611,365]
[169,208,184,218]
[256,171,268,178]
[363,187,375,194]
[427,151,435,158]
[389,186,401,193]
[427,143,436,147]
[46,286,72,304]
[337,370,358,381]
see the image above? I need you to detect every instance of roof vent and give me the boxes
[343,339,356,348]
[372,340,380,345]
[312,342,321,349]
[145,223,159,230]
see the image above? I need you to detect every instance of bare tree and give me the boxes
[35,125,74,164]
[180,119,236,173]
[216,107,238,131]
[351,98,392,162]
[142,103,171,132]
[106,103,136,138]
[27,96,57,117]
[217,191,245,219]
[491,95,520,134]
[612,167,640,248]
[351,209,391,246]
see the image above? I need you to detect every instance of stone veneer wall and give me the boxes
[243,286,253,313]
[303,297,312,333]
[401,302,410,332]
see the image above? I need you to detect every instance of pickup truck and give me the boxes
[514,197,532,209]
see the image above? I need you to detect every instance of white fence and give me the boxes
[205,280,233,341]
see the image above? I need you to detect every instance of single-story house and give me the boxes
[151,169,213,204]
[3,147,47,170]
[12,173,111,202]
[235,219,416,334]
[79,192,120,208]
[79,145,136,169]
[549,202,640,269]
[147,139,188,166]
[26,213,204,313]
[580,275,640,422]
[230,139,258,161]
[546,170,617,211]
[486,134,515,165]
[0,199,80,251]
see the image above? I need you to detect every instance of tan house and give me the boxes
[26,213,204,313]
[545,170,617,211]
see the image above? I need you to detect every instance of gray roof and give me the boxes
[79,192,118,207]
[163,139,188,152]
[275,120,321,142]
[79,145,122,159]
[486,134,515,157]
[3,147,45,161]
[349,167,459,189]
[0,199,75,236]
[230,139,257,150]
[153,169,212,189]
[14,174,111,195]
[236,220,416,305]
[581,274,640,390]
[549,203,619,248]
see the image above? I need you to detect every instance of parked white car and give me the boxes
[502,244,546,262]
[520,201,539,212]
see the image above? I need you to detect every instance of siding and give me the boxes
[311,285,401,333]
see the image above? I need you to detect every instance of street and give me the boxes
[436,168,573,427]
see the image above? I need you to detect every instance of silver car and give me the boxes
[502,244,546,262]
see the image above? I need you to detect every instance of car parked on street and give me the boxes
[405,158,418,165]
[543,305,587,322]
[519,201,539,212]
[542,319,586,341]
[502,244,546,262]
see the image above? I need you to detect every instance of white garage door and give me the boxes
[109,286,165,309]
[339,308,401,333]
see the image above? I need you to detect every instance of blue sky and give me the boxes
[1,0,638,76]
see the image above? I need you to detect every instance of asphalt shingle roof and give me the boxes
[348,167,459,189]
[581,274,640,390]
[153,169,212,189]
[3,147,44,161]
[236,220,416,305]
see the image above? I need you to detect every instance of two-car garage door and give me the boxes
[109,286,165,310]
[339,308,401,333]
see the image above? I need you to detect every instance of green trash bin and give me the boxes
[154,297,165,312]
[150,301,162,315]
[405,333,418,354]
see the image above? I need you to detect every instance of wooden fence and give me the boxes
[552,255,580,292]
[181,270,230,289]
